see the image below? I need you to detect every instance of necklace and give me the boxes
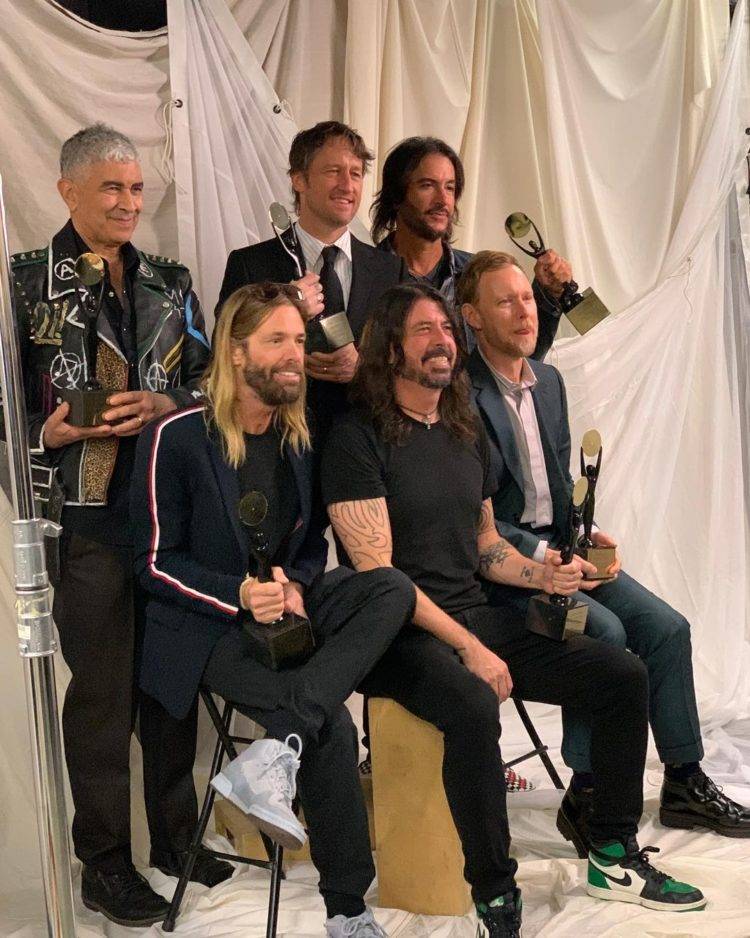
[398,402,439,429]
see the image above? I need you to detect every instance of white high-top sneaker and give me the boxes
[211,734,307,850]
[325,907,388,937]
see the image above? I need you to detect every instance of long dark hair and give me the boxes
[350,283,477,445]
[370,136,465,244]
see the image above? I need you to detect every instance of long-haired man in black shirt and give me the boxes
[321,284,706,936]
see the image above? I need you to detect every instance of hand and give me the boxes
[579,531,621,589]
[541,553,586,596]
[102,391,176,437]
[42,401,114,449]
[240,566,289,623]
[292,271,325,320]
[283,580,308,619]
[458,635,513,701]
[534,250,573,300]
[305,342,359,383]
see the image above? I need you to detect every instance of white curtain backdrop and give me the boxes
[1,1,750,936]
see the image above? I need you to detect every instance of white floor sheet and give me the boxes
[2,699,749,938]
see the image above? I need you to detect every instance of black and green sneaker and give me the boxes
[587,838,706,911]
[476,888,522,937]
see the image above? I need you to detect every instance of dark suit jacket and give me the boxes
[468,349,574,559]
[217,233,406,341]
[131,405,328,719]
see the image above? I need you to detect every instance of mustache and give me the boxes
[422,346,454,363]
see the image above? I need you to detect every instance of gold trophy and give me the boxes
[58,252,112,426]
[525,477,589,641]
[238,491,315,670]
[504,212,610,335]
[576,429,617,580]
[269,201,354,354]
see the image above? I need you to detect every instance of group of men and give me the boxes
[9,119,749,938]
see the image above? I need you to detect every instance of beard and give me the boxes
[242,362,303,405]
[395,347,455,389]
[399,202,454,243]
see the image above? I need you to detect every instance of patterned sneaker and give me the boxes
[504,766,534,792]
[358,757,372,777]
[587,838,706,911]
[325,907,387,936]
[211,734,306,851]
[476,888,522,937]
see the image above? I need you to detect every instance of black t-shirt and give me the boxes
[237,426,300,574]
[322,411,497,614]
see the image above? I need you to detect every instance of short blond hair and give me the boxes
[456,250,523,307]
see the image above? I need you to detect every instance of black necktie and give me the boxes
[319,245,345,318]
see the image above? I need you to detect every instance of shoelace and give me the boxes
[476,902,522,936]
[625,845,671,887]
[695,774,743,817]
[340,914,386,937]
[263,734,302,802]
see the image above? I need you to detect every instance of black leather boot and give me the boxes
[81,865,170,926]
[556,784,593,858]
[660,769,750,837]
[150,847,234,886]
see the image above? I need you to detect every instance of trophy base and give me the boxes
[242,612,315,671]
[57,388,112,427]
[305,311,355,354]
[566,289,610,335]
[576,545,617,581]
[525,593,588,642]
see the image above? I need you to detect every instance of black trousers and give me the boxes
[54,534,199,872]
[361,603,649,903]
[202,565,416,905]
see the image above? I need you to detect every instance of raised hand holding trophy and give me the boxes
[269,201,354,354]
[239,491,315,670]
[525,477,589,641]
[57,252,111,426]
[504,212,610,335]
[575,429,617,580]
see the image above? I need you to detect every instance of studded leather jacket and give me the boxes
[9,222,210,507]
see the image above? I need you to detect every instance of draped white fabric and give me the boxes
[0,1,750,936]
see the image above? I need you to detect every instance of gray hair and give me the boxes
[60,123,139,178]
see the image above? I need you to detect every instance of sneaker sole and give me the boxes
[556,808,589,859]
[587,883,707,912]
[81,896,168,926]
[211,773,306,851]
[660,808,750,838]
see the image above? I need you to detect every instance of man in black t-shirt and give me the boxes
[322,284,706,936]
[131,283,415,938]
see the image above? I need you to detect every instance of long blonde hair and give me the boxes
[203,283,311,468]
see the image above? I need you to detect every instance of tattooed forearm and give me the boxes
[477,499,495,535]
[478,540,512,577]
[328,499,393,570]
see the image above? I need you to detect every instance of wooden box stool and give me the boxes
[369,697,472,916]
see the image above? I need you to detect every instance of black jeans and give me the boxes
[361,603,649,903]
[53,534,199,872]
[202,565,416,908]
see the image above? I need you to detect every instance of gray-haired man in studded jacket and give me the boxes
[7,124,227,928]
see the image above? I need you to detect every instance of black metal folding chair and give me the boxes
[504,698,565,790]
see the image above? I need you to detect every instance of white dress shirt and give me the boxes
[295,223,353,309]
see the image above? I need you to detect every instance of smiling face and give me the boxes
[292,136,364,235]
[397,153,457,243]
[57,159,143,251]
[463,264,538,361]
[232,304,306,406]
[395,297,458,389]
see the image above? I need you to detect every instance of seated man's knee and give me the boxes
[585,605,626,648]
[607,647,648,699]
[364,567,416,609]
[442,676,499,739]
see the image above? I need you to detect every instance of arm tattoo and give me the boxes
[478,541,512,577]
[477,499,495,535]
[328,499,392,570]
[520,565,534,583]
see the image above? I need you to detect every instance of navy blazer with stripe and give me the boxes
[468,349,575,559]
[131,405,328,719]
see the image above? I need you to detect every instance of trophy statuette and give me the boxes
[57,252,112,427]
[525,477,589,641]
[575,428,617,581]
[268,201,354,354]
[504,212,610,335]
[238,491,315,671]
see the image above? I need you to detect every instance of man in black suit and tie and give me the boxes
[218,121,406,438]
[459,250,750,856]
[131,282,415,938]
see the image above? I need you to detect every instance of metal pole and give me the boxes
[0,176,76,935]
